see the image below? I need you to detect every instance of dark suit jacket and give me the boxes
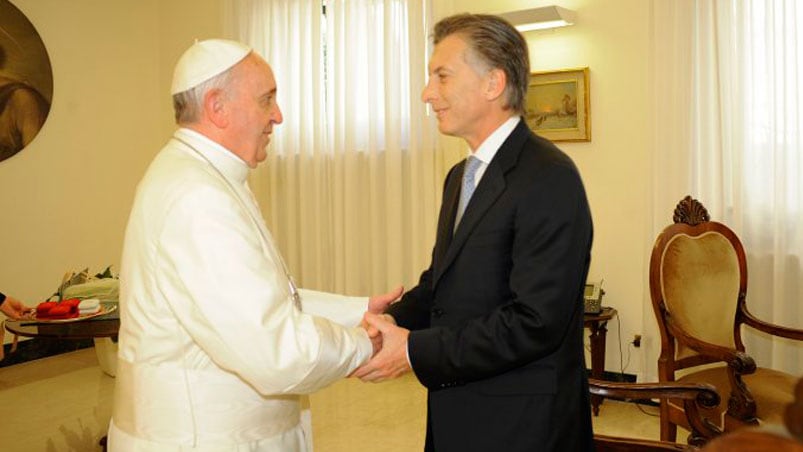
[387,118,594,452]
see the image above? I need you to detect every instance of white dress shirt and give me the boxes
[466,116,521,186]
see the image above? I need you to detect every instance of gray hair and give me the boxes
[172,67,236,124]
[433,13,530,115]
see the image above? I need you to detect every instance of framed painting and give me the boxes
[525,67,590,142]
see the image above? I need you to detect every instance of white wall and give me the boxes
[0,0,223,335]
[449,0,652,379]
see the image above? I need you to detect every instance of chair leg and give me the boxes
[667,422,677,443]
[659,400,678,442]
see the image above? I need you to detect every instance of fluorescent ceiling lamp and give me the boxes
[499,6,577,32]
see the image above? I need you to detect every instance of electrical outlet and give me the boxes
[632,334,642,348]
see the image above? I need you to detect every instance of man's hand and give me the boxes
[367,285,403,314]
[353,312,411,382]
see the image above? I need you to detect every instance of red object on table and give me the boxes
[35,298,81,319]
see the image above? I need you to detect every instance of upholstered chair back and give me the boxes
[660,231,740,360]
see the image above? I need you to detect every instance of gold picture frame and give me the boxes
[525,67,590,142]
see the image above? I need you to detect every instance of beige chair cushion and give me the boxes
[673,366,797,425]
[661,232,739,359]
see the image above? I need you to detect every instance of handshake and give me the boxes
[352,286,412,383]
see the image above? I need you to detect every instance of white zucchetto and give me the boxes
[170,39,252,95]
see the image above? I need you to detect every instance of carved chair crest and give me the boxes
[673,195,711,226]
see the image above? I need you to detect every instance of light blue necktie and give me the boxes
[455,156,482,229]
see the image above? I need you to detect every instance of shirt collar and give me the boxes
[174,128,250,184]
[471,116,521,165]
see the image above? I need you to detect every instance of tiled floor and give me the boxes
[0,348,662,451]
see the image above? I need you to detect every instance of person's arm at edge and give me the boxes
[0,292,33,320]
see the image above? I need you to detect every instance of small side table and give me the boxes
[584,306,617,416]
[4,316,119,376]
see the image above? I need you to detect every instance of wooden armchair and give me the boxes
[649,196,803,441]
[589,378,722,451]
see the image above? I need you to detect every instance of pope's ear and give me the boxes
[203,88,229,128]
[485,68,507,101]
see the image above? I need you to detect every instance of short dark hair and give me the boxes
[433,13,530,114]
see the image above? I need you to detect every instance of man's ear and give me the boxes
[203,88,229,128]
[484,68,507,102]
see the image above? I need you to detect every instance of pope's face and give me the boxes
[421,34,490,148]
[226,55,283,168]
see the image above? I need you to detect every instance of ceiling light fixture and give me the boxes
[499,6,577,32]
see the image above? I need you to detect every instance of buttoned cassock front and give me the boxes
[108,129,372,451]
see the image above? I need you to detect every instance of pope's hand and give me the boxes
[353,312,411,382]
[363,285,402,351]
[360,312,396,357]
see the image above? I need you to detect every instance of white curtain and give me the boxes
[223,0,462,296]
[650,0,803,379]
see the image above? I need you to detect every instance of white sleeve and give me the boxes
[156,183,371,395]
[298,288,368,327]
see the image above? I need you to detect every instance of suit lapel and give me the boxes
[433,119,530,288]
[432,163,462,272]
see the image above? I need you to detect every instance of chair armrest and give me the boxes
[666,315,760,425]
[666,317,756,373]
[589,379,720,408]
[740,298,803,341]
[589,379,723,446]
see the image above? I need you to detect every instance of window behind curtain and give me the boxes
[651,0,803,376]
[735,1,803,374]
[322,0,414,154]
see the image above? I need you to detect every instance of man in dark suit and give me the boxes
[354,13,594,452]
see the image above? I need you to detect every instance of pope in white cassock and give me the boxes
[108,39,401,451]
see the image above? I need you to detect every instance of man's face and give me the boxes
[421,34,491,147]
[225,55,283,168]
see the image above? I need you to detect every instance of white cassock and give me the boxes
[108,128,372,451]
